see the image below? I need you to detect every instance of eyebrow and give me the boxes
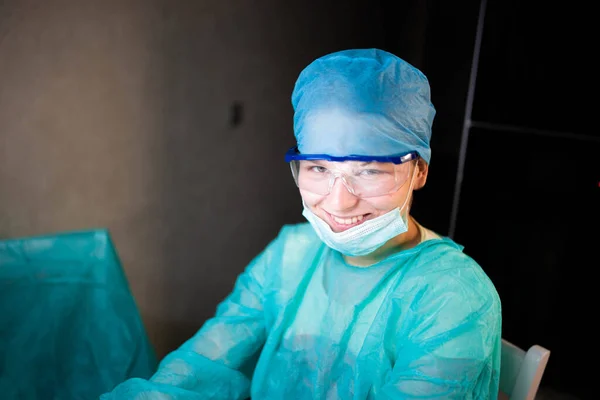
[308,159,326,165]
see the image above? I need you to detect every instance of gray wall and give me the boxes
[0,0,386,357]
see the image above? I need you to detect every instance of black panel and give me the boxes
[454,127,599,398]
[473,1,596,138]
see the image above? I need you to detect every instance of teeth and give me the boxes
[333,214,365,225]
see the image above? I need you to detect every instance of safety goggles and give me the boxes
[284,146,418,198]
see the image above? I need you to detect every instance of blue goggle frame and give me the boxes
[284,146,419,165]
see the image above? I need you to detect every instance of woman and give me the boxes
[102,48,501,399]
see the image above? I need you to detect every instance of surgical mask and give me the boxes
[302,163,418,257]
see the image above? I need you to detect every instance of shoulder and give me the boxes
[389,240,501,350]
[274,222,322,252]
[257,222,324,280]
[397,238,501,314]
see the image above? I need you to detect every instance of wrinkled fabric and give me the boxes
[0,230,157,400]
[292,49,436,164]
[101,223,501,399]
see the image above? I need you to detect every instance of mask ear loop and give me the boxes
[398,160,419,213]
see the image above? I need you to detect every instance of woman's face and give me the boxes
[300,159,427,233]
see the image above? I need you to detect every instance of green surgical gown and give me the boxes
[101,222,501,399]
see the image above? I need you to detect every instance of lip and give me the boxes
[323,210,372,232]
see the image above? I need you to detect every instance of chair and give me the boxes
[499,338,551,400]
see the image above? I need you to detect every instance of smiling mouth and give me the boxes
[324,211,371,232]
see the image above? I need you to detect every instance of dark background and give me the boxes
[0,0,596,398]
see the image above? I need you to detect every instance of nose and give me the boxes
[326,176,359,211]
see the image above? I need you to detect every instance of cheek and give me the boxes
[299,190,323,207]
[367,192,406,213]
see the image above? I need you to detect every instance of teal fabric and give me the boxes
[0,229,157,400]
[292,48,436,163]
[102,223,501,399]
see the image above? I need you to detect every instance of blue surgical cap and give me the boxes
[292,48,436,164]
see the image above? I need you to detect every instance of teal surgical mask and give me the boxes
[302,164,417,257]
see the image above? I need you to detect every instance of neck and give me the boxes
[343,215,421,267]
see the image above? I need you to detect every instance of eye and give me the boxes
[309,166,328,173]
[359,169,383,176]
